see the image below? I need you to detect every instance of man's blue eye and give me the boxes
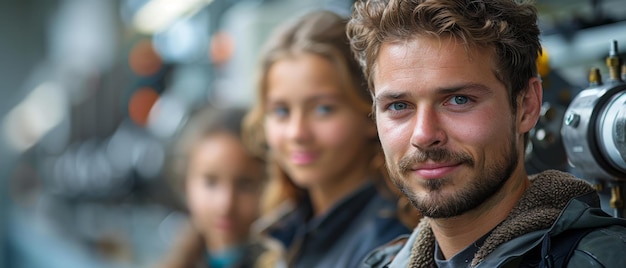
[390,102,408,111]
[451,96,469,105]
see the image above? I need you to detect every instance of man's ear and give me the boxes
[517,76,543,134]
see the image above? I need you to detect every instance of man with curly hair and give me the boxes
[347,0,626,267]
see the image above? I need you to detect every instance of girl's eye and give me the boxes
[450,96,469,105]
[235,177,260,193]
[203,175,219,188]
[389,102,409,111]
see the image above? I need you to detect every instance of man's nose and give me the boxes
[410,106,446,149]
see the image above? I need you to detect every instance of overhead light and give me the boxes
[132,0,213,34]
[3,82,68,153]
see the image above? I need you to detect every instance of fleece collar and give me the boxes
[407,170,595,267]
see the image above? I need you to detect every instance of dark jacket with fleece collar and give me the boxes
[365,170,626,268]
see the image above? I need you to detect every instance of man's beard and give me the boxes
[387,140,518,219]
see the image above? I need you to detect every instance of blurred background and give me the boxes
[0,0,625,267]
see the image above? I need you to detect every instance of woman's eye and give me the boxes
[389,102,408,111]
[315,104,333,115]
[450,96,469,105]
[271,106,289,118]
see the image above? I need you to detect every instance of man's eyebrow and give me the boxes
[375,91,408,103]
[436,83,492,94]
[387,83,490,96]
[374,83,492,103]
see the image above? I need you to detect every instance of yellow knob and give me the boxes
[536,47,550,78]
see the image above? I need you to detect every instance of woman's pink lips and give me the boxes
[412,163,461,179]
[291,152,317,165]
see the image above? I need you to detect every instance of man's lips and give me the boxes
[411,162,462,179]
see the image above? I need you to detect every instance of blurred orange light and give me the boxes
[129,39,163,77]
[210,31,234,66]
[129,87,160,126]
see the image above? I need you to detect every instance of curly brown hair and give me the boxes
[347,0,541,110]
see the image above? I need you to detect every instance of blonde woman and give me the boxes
[243,10,415,268]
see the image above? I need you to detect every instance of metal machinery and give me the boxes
[561,39,626,218]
